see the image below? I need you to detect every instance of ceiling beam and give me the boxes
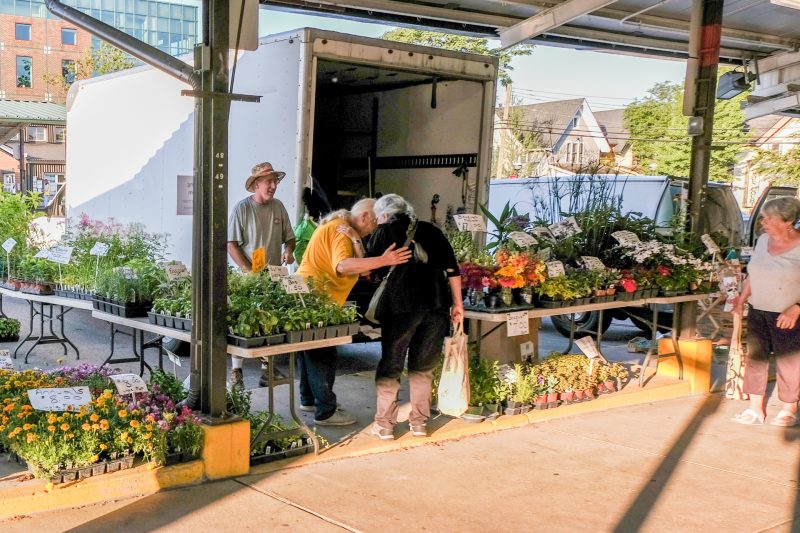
[499,0,619,49]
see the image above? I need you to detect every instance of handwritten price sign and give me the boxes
[534,247,551,261]
[90,242,110,257]
[506,311,530,337]
[611,231,640,246]
[530,227,554,241]
[453,214,487,232]
[2,238,16,253]
[545,260,566,278]
[165,262,190,280]
[47,245,74,265]
[268,265,289,281]
[282,275,310,294]
[110,374,148,395]
[0,350,13,370]
[581,256,606,271]
[28,387,92,412]
[508,231,538,248]
[548,217,581,240]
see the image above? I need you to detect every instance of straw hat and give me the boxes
[245,162,286,192]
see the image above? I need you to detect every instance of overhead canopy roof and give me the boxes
[0,100,66,144]
[260,0,800,63]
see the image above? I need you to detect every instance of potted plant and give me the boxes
[0,317,20,341]
[505,364,534,414]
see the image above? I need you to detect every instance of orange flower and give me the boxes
[92,423,100,430]
[99,419,109,430]
[60,423,70,431]
[47,425,56,432]
[81,423,91,431]
[22,423,32,430]
[90,413,100,422]
[129,420,140,428]
[47,414,57,424]
[26,433,36,443]
[99,443,107,451]
[118,410,128,418]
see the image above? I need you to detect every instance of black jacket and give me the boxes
[366,214,459,317]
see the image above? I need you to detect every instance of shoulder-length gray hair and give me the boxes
[762,196,800,225]
[374,194,416,220]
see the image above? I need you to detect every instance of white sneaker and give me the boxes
[370,423,394,440]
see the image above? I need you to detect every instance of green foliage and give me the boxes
[468,357,508,406]
[228,383,252,418]
[380,28,533,87]
[0,191,41,277]
[750,139,800,187]
[152,277,192,317]
[624,76,750,182]
[0,317,20,338]
[43,42,134,100]
[149,369,187,403]
[479,201,531,251]
[95,259,166,304]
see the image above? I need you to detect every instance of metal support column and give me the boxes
[682,0,724,337]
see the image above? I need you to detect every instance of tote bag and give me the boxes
[437,321,470,417]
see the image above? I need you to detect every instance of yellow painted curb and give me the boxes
[0,460,204,520]
[248,378,693,476]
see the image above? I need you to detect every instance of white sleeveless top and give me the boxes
[747,234,800,313]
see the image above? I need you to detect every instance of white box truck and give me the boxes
[66,28,498,263]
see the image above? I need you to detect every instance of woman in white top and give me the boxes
[732,196,800,426]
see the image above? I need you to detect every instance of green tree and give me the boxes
[750,139,800,186]
[380,29,533,87]
[43,42,134,101]
[623,77,750,182]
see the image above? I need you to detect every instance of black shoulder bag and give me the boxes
[364,220,417,324]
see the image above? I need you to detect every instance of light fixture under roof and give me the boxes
[771,0,800,10]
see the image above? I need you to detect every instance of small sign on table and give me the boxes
[453,214,487,232]
[110,374,148,396]
[28,387,92,411]
[506,311,529,337]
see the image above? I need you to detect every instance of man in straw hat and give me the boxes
[227,161,296,386]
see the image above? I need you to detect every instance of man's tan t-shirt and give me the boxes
[228,197,293,265]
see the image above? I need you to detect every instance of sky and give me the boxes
[258,8,688,114]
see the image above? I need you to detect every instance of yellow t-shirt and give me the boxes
[296,219,358,305]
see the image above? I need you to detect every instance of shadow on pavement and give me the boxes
[612,393,723,533]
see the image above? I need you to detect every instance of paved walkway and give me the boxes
[2,389,798,532]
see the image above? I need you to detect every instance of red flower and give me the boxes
[657,265,671,277]
[620,278,637,293]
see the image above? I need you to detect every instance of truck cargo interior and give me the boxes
[311,58,485,216]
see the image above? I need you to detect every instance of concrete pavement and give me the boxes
[1,389,798,532]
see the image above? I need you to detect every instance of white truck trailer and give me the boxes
[66,28,498,263]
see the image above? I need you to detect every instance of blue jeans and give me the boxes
[297,346,338,420]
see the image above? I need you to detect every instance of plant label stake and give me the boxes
[0,353,13,370]
[548,217,581,240]
[165,348,182,376]
[581,256,605,270]
[508,231,537,248]
[545,261,566,278]
[282,276,310,307]
[2,237,16,279]
[90,242,110,285]
[575,335,608,364]
[268,265,289,281]
[611,231,640,246]
[165,261,190,281]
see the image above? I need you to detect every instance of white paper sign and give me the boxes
[110,374,148,395]
[281,275,310,294]
[268,265,289,281]
[508,231,538,247]
[28,387,92,411]
[166,349,182,367]
[47,245,74,265]
[700,234,721,254]
[611,230,640,246]
[545,260,566,277]
[581,256,606,270]
[115,266,137,279]
[739,246,753,258]
[453,214,487,232]
[535,247,551,261]
[2,238,16,253]
[548,217,581,239]
[519,341,534,359]
[530,226,554,241]
[34,249,50,259]
[0,354,13,370]
[575,336,602,360]
[506,311,529,337]
[165,262,190,280]
[90,242,110,257]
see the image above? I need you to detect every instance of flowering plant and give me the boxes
[494,248,546,289]
[459,262,498,291]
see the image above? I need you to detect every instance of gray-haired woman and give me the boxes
[732,196,800,426]
[365,194,464,440]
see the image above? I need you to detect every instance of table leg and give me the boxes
[12,300,35,359]
[56,306,80,359]
[639,306,660,387]
[287,352,319,454]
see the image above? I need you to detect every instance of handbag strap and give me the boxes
[379,219,418,281]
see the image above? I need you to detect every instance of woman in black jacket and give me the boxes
[365,194,464,440]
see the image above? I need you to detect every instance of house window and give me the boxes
[26,127,47,142]
[2,173,16,193]
[62,28,77,45]
[565,141,584,164]
[15,23,31,40]
[62,59,76,83]
[16,56,32,88]
[54,127,66,142]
